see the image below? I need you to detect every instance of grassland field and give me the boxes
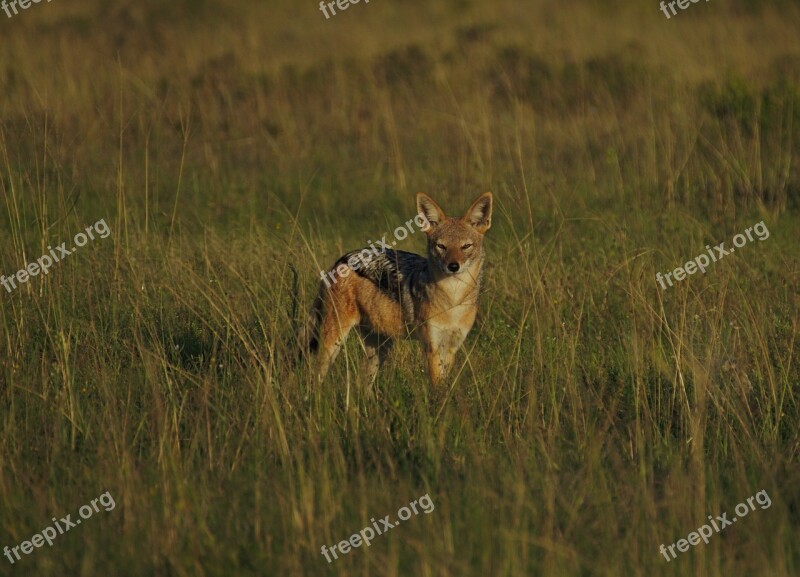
[0,0,799,575]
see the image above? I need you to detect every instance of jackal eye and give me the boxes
[461,243,473,250]
[436,243,446,250]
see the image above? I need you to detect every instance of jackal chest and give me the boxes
[414,299,477,346]
[428,320,470,348]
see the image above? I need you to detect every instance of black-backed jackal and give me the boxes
[303,192,492,386]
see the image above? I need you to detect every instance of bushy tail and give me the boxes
[294,291,323,367]
[287,264,321,369]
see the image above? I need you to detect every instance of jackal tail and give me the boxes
[295,291,323,366]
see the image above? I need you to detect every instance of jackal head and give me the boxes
[416,192,493,276]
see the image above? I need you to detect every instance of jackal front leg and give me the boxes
[424,328,465,386]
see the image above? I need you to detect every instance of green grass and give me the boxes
[0,0,799,575]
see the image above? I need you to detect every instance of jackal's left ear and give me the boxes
[464,192,492,233]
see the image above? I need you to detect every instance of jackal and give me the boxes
[302,192,493,386]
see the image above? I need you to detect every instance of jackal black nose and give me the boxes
[447,262,460,272]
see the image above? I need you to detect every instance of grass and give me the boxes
[0,0,799,575]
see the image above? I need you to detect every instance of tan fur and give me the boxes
[309,192,493,386]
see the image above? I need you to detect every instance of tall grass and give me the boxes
[0,0,798,575]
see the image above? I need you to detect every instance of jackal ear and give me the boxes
[416,193,446,231]
[464,192,492,233]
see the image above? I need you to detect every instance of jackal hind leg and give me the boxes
[316,302,359,385]
[358,327,394,386]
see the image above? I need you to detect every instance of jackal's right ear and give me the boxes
[416,193,446,231]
